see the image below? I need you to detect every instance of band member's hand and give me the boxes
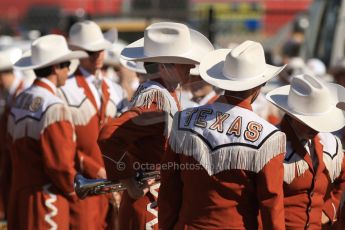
[97,167,107,179]
[321,211,331,224]
[121,177,154,199]
[0,220,7,230]
[111,192,122,208]
[0,212,6,230]
[145,179,156,187]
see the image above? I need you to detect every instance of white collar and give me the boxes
[9,76,21,96]
[79,67,104,83]
[39,78,57,94]
[79,67,94,82]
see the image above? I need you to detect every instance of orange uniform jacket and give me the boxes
[280,117,345,229]
[98,80,181,230]
[6,79,77,230]
[59,69,127,229]
[158,96,286,230]
[0,78,25,219]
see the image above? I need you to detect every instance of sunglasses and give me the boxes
[59,61,71,69]
[0,69,13,74]
[86,50,103,56]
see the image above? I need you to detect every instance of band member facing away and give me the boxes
[158,41,287,230]
[7,34,87,230]
[97,22,214,230]
[58,20,127,229]
[266,74,345,229]
[188,66,219,106]
[0,49,23,222]
[330,61,345,230]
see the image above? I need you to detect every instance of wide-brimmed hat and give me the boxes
[104,40,128,66]
[119,58,146,74]
[17,50,81,76]
[14,35,87,74]
[266,74,345,132]
[120,22,214,64]
[0,48,22,72]
[103,28,118,44]
[199,40,286,91]
[69,20,112,52]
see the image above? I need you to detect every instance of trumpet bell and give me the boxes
[74,173,111,199]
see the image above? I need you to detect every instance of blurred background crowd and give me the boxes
[1,0,344,128]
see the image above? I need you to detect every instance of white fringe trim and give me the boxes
[131,89,176,137]
[323,136,344,183]
[169,128,286,175]
[43,184,58,230]
[68,100,97,126]
[8,103,74,141]
[130,89,172,113]
[283,153,309,184]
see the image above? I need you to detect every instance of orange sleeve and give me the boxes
[158,145,183,230]
[40,120,77,201]
[98,104,166,181]
[323,154,345,223]
[256,153,285,230]
[75,149,103,179]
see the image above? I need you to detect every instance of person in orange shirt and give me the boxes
[7,34,87,229]
[266,74,345,229]
[98,22,214,230]
[58,20,130,229]
[331,62,345,229]
[0,49,26,225]
[158,41,287,229]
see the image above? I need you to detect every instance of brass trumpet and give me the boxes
[74,171,160,199]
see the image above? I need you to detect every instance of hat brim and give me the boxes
[199,49,286,91]
[120,29,213,64]
[104,58,120,66]
[68,59,80,76]
[14,50,86,76]
[266,84,345,132]
[69,40,112,52]
[0,64,13,72]
[119,58,146,74]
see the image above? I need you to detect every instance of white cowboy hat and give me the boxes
[266,74,345,132]
[103,28,118,44]
[0,48,22,71]
[17,50,81,76]
[119,58,146,74]
[69,20,112,51]
[14,35,87,74]
[199,40,286,91]
[104,40,128,66]
[120,22,214,64]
